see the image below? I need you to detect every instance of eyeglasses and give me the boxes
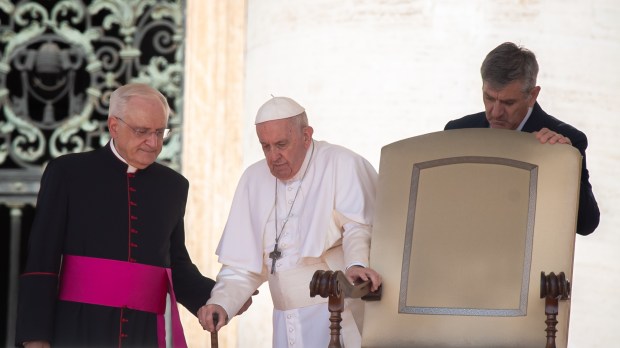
[114,116,170,140]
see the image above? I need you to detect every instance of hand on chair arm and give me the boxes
[345,265,382,292]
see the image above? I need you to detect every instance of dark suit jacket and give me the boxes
[445,102,600,236]
[16,143,215,347]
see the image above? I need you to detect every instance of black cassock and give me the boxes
[16,143,215,347]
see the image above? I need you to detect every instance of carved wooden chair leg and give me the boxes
[328,290,345,348]
[540,272,571,348]
[544,294,559,348]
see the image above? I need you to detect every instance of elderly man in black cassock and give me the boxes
[15,83,231,347]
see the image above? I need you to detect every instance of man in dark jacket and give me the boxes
[16,83,223,347]
[445,42,599,236]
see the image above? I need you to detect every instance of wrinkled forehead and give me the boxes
[483,80,527,98]
[123,96,168,125]
[256,118,297,138]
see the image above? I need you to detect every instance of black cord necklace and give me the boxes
[269,140,315,274]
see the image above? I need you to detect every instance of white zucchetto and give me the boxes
[255,96,305,124]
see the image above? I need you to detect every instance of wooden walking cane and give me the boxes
[209,289,256,347]
[210,313,219,348]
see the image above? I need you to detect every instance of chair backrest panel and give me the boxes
[363,129,580,348]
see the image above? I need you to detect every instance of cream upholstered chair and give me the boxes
[310,128,579,348]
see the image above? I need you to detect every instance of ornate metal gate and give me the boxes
[0,0,186,344]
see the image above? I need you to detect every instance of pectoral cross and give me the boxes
[269,243,282,274]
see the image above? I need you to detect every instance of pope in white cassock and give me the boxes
[198,96,382,347]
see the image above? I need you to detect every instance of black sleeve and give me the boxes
[168,183,216,315]
[570,133,600,236]
[444,119,458,130]
[16,159,68,344]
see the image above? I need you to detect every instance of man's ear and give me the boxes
[108,117,118,137]
[529,86,541,107]
[303,126,314,145]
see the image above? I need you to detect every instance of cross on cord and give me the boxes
[269,244,282,274]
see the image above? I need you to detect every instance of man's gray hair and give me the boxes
[481,42,539,94]
[289,112,309,130]
[108,83,170,119]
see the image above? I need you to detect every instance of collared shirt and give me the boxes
[109,138,138,173]
[516,107,534,131]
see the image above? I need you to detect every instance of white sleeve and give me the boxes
[342,221,371,268]
[206,264,267,319]
[334,211,372,268]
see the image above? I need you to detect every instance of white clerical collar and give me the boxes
[110,139,138,173]
[283,140,315,183]
[516,107,533,131]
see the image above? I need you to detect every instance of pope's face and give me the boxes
[256,118,313,181]
[483,80,540,130]
[108,95,168,169]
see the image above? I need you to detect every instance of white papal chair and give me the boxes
[310,128,579,348]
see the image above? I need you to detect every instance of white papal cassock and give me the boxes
[208,140,377,347]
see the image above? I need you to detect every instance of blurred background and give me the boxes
[2,1,618,347]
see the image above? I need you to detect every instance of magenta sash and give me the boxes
[58,255,187,347]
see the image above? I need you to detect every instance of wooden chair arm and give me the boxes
[309,270,382,300]
[309,270,382,348]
